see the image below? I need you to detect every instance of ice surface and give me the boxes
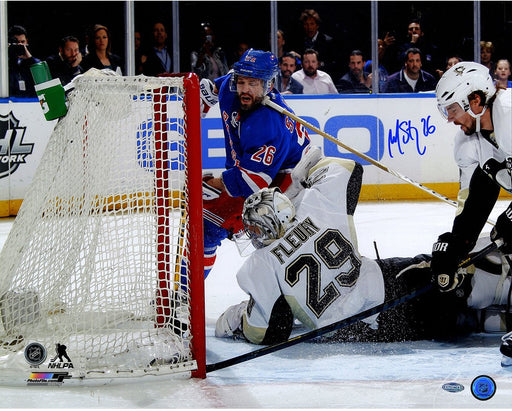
[1,200,511,408]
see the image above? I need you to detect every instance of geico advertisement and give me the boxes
[202,94,460,186]
[0,95,460,205]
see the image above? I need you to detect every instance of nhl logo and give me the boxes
[24,342,47,366]
[0,112,34,179]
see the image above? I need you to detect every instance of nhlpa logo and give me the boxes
[0,112,34,179]
[48,343,74,369]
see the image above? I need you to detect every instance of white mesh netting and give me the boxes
[0,71,198,381]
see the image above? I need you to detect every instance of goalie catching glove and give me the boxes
[431,232,472,292]
[215,301,248,338]
[199,78,218,118]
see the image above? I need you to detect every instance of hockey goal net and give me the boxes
[0,70,205,382]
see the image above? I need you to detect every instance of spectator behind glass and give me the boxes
[378,30,400,75]
[230,41,250,68]
[275,53,303,94]
[274,29,301,62]
[382,47,437,93]
[142,22,172,76]
[277,29,286,59]
[46,35,84,86]
[337,50,371,94]
[295,9,337,79]
[134,31,146,75]
[8,25,40,97]
[494,59,512,89]
[291,48,338,94]
[363,39,390,91]
[81,24,123,75]
[397,19,440,76]
[435,55,462,79]
[480,41,496,75]
[190,22,229,81]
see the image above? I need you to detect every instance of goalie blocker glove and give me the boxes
[199,78,218,118]
[491,203,512,254]
[431,232,471,292]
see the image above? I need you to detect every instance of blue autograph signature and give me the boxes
[387,116,436,157]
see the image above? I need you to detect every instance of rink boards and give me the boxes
[1,93,510,216]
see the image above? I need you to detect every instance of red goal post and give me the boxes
[158,72,205,378]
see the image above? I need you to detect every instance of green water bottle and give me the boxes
[29,61,52,84]
[30,62,68,121]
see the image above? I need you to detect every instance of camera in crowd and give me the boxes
[8,38,27,58]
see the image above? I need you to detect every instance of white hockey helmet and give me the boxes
[436,61,496,121]
[242,187,295,248]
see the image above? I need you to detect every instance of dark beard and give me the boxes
[237,94,263,112]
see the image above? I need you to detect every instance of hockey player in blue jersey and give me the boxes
[199,48,311,277]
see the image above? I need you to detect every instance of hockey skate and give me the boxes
[500,330,512,368]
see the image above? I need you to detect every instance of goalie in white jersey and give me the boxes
[216,150,512,345]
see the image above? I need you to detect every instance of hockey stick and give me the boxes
[206,240,499,373]
[263,97,456,208]
[263,97,497,227]
[206,284,431,373]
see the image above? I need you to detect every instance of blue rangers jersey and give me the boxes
[214,74,310,198]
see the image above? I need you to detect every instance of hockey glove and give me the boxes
[202,173,221,201]
[500,330,512,365]
[491,203,512,254]
[431,232,468,292]
[215,301,248,339]
[481,158,512,193]
[199,78,218,118]
[284,145,323,200]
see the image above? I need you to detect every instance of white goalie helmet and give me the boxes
[436,61,496,121]
[242,187,296,248]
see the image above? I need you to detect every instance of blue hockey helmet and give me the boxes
[231,48,279,94]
